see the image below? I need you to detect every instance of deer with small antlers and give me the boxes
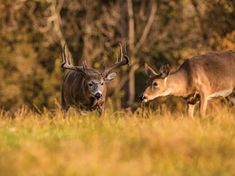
[61,44,129,115]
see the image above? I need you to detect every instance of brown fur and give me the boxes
[142,51,235,117]
[61,68,106,114]
[61,44,129,115]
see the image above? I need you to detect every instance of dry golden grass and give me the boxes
[0,106,235,176]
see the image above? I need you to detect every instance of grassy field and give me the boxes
[0,107,235,176]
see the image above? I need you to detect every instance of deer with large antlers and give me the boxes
[61,44,129,115]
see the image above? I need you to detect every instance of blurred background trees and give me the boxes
[0,0,234,111]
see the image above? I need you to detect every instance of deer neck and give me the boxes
[166,69,189,97]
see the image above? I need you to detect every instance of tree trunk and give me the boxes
[123,0,156,108]
[127,60,139,106]
[127,63,136,106]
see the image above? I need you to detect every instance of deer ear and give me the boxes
[145,63,157,77]
[105,72,116,81]
[159,64,170,78]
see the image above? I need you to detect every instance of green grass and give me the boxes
[0,107,235,176]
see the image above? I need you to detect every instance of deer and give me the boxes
[139,51,235,117]
[61,44,129,115]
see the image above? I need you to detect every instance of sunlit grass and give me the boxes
[0,107,235,176]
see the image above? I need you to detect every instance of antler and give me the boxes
[61,44,85,73]
[102,44,129,76]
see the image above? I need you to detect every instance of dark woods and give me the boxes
[0,0,234,111]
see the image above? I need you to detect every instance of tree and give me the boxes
[125,0,157,106]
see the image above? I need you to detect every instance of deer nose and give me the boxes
[95,92,102,99]
[139,95,146,101]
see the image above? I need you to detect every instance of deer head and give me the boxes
[140,63,171,102]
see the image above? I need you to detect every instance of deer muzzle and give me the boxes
[139,95,148,102]
[94,92,102,100]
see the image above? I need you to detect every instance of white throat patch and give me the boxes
[161,89,172,97]
[164,77,168,86]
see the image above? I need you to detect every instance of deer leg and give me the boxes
[199,94,208,117]
[98,104,105,117]
[61,104,70,118]
[227,95,235,106]
[186,92,200,118]
[229,97,235,106]
[188,104,195,118]
[61,93,70,115]
[62,105,69,113]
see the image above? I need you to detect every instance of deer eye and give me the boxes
[101,82,104,86]
[153,82,158,87]
[88,83,93,87]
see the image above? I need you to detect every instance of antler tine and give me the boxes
[61,44,71,69]
[83,60,88,68]
[66,45,75,66]
[116,55,119,64]
[62,44,66,65]
[102,61,107,71]
[124,43,127,55]
[102,44,129,76]
[67,48,72,65]
[118,43,123,62]
[61,44,85,72]
[124,43,130,66]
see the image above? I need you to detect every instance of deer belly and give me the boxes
[208,89,233,99]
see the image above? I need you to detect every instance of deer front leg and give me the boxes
[61,98,70,117]
[188,104,195,118]
[199,94,208,117]
[97,103,105,117]
[186,92,200,118]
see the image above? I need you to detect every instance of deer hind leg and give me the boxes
[228,97,235,106]
[227,91,235,106]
